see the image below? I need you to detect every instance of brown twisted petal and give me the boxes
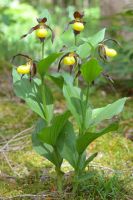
[45,25,55,43]
[98,44,107,62]
[69,65,73,74]
[74,11,84,19]
[12,54,32,64]
[30,62,37,77]
[71,55,78,72]
[57,53,69,72]
[75,70,81,78]
[103,38,121,47]
[102,71,116,92]
[21,25,40,39]
[102,72,114,84]
[63,20,75,33]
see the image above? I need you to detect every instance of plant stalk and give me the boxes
[85,84,89,108]
[42,41,45,59]
[74,35,77,46]
[55,167,63,192]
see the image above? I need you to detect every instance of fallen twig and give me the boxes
[0,191,70,200]
[0,126,34,152]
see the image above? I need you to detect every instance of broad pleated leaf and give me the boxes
[81,58,103,84]
[63,84,85,128]
[60,121,78,169]
[38,111,70,146]
[12,69,45,119]
[91,97,127,125]
[37,52,62,77]
[49,72,73,89]
[32,119,61,166]
[77,43,91,58]
[82,28,106,47]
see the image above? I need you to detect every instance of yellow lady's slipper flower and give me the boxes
[63,56,76,65]
[72,22,84,32]
[105,47,117,57]
[36,28,48,38]
[17,65,30,74]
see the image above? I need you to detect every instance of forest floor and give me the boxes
[0,71,133,200]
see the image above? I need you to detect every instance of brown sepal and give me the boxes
[74,11,84,19]
[37,17,47,23]
[39,37,45,43]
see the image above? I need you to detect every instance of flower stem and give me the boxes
[74,35,77,46]
[42,41,45,59]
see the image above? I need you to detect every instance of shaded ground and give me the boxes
[0,72,133,200]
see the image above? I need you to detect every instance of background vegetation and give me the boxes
[0,0,133,199]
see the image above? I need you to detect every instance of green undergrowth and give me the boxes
[0,90,133,200]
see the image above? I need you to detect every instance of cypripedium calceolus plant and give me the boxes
[12,11,127,194]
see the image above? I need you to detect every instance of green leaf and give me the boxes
[37,52,62,77]
[85,107,92,129]
[77,43,91,58]
[76,122,119,154]
[82,28,106,48]
[92,97,127,125]
[49,72,74,89]
[60,121,78,169]
[38,111,70,146]
[44,86,54,122]
[63,84,86,129]
[32,119,60,166]
[81,58,103,84]
[12,68,54,121]
[12,68,45,119]
[83,152,98,170]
